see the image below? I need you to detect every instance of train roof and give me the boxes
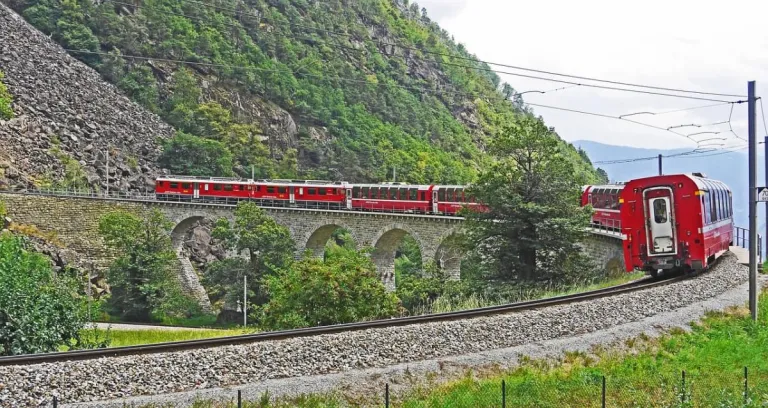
[352,183,432,189]
[622,173,731,192]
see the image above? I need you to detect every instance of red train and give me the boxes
[582,173,734,276]
[154,176,486,216]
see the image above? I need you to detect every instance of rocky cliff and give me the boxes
[0,2,173,192]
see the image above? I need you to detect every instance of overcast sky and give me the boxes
[417,0,768,152]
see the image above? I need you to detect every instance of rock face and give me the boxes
[0,2,173,192]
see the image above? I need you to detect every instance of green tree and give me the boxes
[205,202,295,310]
[98,209,191,322]
[0,233,93,355]
[464,115,593,282]
[159,132,235,176]
[260,248,402,330]
[596,168,609,184]
[0,71,13,121]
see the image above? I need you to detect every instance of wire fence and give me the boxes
[39,366,768,407]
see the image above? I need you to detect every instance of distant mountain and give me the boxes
[574,140,767,255]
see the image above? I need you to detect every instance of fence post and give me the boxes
[237,390,242,408]
[502,379,506,408]
[53,396,57,408]
[602,376,606,408]
[385,383,390,408]
[744,367,749,404]
[681,370,686,404]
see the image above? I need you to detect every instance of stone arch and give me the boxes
[168,213,222,313]
[432,229,464,281]
[303,222,360,259]
[369,224,424,292]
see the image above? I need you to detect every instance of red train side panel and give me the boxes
[620,173,733,274]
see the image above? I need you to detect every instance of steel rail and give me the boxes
[0,274,687,367]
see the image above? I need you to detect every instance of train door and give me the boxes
[346,188,352,210]
[193,183,200,199]
[644,188,676,255]
[432,189,439,214]
[289,187,296,205]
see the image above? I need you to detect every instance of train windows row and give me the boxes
[701,179,732,225]
[353,187,422,201]
[590,187,622,210]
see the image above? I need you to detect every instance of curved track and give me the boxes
[0,274,687,367]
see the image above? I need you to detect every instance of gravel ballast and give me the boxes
[0,254,751,407]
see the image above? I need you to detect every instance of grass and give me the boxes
[100,328,252,347]
[128,290,768,407]
[411,271,645,315]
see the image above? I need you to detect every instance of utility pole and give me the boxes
[765,135,767,261]
[748,80,757,321]
[658,154,662,176]
[243,274,247,327]
[393,166,397,183]
[105,145,109,197]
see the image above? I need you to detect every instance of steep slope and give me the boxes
[0,2,173,192]
[2,0,598,185]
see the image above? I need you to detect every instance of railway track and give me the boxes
[0,273,689,367]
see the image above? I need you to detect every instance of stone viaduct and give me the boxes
[0,192,625,312]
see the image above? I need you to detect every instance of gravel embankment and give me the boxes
[0,254,750,407]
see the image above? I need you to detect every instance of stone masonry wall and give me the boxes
[578,233,625,275]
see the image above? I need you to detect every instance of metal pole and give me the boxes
[105,146,109,197]
[749,80,758,321]
[658,154,662,175]
[765,135,767,261]
[243,274,247,327]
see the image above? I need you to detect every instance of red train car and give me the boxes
[155,176,251,202]
[432,185,485,215]
[620,173,733,276]
[253,180,347,209]
[350,183,432,213]
[581,183,626,231]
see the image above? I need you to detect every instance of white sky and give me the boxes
[418,0,768,150]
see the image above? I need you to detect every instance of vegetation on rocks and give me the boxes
[0,233,103,355]
[0,71,12,120]
[98,209,200,322]
[5,0,601,184]
[204,202,296,314]
[260,246,401,330]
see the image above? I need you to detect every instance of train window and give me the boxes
[319,188,327,196]
[254,185,260,192]
[702,193,711,224]
[400,188,408,200]
[181,183,191,189]
[267,187,275,193]
[410,189,418,200]
[353,187,360,198]
[277,187,286,194]
[308,188,316,195]
[653,199,668,223]
[709,191,717,223]
[204,184,209,191]
[170,182,179,189]
[213,184,222,191]
[389,188,397,200]
[224,184,233,191]
[438,189,445,201]
[362,187,369,198]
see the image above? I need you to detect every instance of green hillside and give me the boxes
[4,0,599,184]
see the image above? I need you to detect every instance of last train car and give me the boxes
[620,173,733,276]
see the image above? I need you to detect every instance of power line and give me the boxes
[618,102,736,119]
[98,0,743,103]
[759,97,768,137]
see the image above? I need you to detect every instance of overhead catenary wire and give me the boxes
[127,0,747,99]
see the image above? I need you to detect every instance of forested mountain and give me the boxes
[1,0,599,186]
